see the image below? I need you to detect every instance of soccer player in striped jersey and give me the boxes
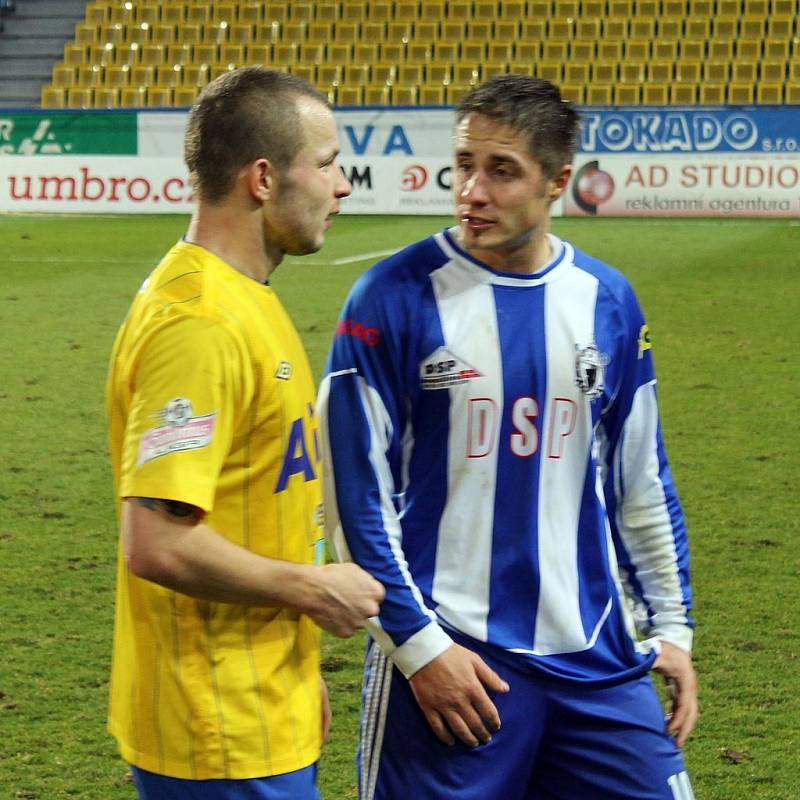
[106,67,383,800]
[319,75,697,800]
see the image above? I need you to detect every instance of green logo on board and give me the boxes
[0,113,137,155]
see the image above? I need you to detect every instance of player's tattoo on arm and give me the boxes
[135,497,203,523]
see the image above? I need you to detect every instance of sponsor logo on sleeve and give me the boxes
[275,360,293,380]
[138,398,217,466]
[638,324,652,358]
[574,343,609,399]
[420,347,482,390]
[335,318,382,347]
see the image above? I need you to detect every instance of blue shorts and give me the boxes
[131,763,320,800]
[358,640,694,800]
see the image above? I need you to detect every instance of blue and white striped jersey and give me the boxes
[318,230,693,685]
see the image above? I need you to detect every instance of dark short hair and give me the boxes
[455,75,580,178]
[184,66,328,203]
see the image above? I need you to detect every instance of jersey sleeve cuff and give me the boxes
[371,621,453,679]
[647,624,694,654]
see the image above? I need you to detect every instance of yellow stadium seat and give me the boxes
[687,0,713,14]
[717,0,739,13]
[461,42,486,62]
[289,2,314,21]
[108,4,134,25]
[635,0,659,15]
[67,86,93,108]
[77,63,104,85]
[254,22,281,43]
[64,43,88,65]
[130,64,155,86]
[772,0,793,12]
[186,6,210,25]
[703,61,728,82]
[559,84,585,104]
[657,17,682,40]
[508,61,536,75]
[619,61,645,83]
[407,42,432,63]
[419,84,446,104]
[298,43,324,63]
[648,61,672,82]
[386,21,413,43]
[146,86,173,107]
[183,64,210,86]
[240,4,263,23]
[361,22,386,42]
[542,41,569,61]
[427,62,451,83]
[528,0,550,17]
[371,63,395,84]
[564,62,590,84]
[574,19,601,40]
[333,21,358,43]
[353,44,379,65]
[140,44,165,65]
[630,19,655,40]
[707,41,733,60]
[161,6,184,25]
[94,87,119,107]
[306,22,332,44]
[151,24,176,44]
[675,60,701,83]
[393,85,417,105]
[291,64,317,83]
[482,62,507,79]
[670,83,697,104]
[581,0,605,16]
[466,20,493,41]
[744,0,768,11]
[420,1,446,21]
[784,83,800,103]
[453,64,480,85]
[174,86,198,106]
[193,43,218,65]
[614,84,641,104]
[393,2,418,22]
[85,2,108,25]
[279,22,306,44]
[586,83,613,105]
[341,0,367,21]
[554,0,580,16]
[434,42,458,62]
[369,2,392,21]
[440,21,464,42]
[653,41,678,61]
[597,41,623,60]
[487,42,513,63]
[364,83,392,104]
[535,61,562,82]
[52,63,76,87]
[570,41,594,62]
[607,0,633,16]
[75,22,99,45]
[397,63,423,85]
[727,82,754,104]
[327,44,352,65]
[176,23,201,44]
[698,83,725,104]
[247,43,272,64]
[215,43,242,64]
[165,43,192,65]
[514,43,540,65]
[712,16,737,41]
[679,41,704,60]
[340,63,368,85]
[625,41,649,61]
[380,43,405,63]
[603,19,628,40]
[661,0,685,14]
[763,39,789,60]
[494,21,519,42]
[229,23,254,44]
[41,85,67,108]
[731,61,757,83]
[474,1,499,19]
[103,64,131,89]
[155,63,181,87]
[756,83,783,103]
[317,64,343,86]
[548,20,574,41]
[641,83,669,106]
[740,16,765,39]
[120,85,147,106]
[788,60,800,82]
[592,60,617,83]
[212,4,237,23]
[760,60,786,82]
[337,85,363,105]
[500,1,527,20]
[684,19,710,40]
[519,20,547,42]
[445,83,472,104]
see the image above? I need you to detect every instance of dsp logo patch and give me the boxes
[420,347,482,390]
[401,164,428,191]
[336,318,381,347]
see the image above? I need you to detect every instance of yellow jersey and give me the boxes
[106,241,324,780]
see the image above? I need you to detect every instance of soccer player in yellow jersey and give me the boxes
[106,67,384,800]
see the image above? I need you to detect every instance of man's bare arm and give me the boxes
[123,497,384,638]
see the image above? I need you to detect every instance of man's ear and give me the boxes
[247,158,275,202]
[548,165,573,201]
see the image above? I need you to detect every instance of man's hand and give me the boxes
[306,563,385,638]
[652,641,698,747]
[409,643,510,748]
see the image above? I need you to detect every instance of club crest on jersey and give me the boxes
[139,398,217,465]
[275,360,293,380]
[420,347,482,390]
[574,343,609,399]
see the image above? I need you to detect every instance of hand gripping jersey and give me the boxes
[319,231,693,685]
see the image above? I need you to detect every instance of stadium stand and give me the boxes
[37,0,800,109]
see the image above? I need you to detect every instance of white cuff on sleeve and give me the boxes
[368,620,453,679]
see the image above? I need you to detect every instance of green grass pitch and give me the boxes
[0,213,798,799]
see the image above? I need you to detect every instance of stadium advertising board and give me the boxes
[567,108,800,217]
[0,107,798,217]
